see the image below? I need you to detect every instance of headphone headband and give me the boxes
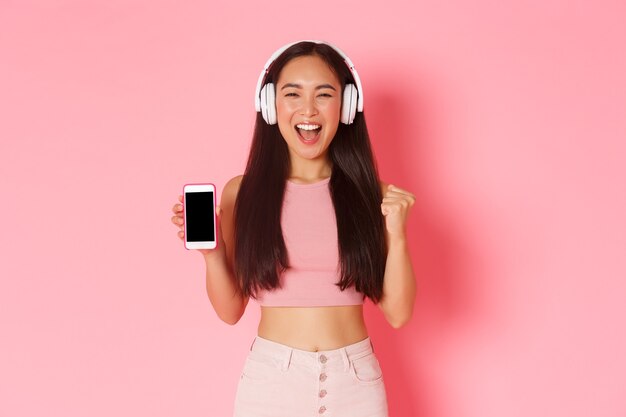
[254,40,364,113]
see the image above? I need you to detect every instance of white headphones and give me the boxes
[254,40,364,125]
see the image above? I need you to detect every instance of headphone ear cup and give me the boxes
[266,83,277,125]
[341,84,358,124]
[260,83,277,125]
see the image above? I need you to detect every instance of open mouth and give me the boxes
[295,123,322,142]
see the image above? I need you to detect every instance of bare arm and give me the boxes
[377,182,417,329]
[204,175,249,325]
[171,175,249,325]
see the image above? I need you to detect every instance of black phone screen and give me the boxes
[185,191,215,242]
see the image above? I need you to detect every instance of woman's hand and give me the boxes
[171,195,224,257]
[381,184,415,240]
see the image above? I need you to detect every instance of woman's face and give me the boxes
[275,54,342,163]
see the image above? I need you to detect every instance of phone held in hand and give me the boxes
[183,183,217,250]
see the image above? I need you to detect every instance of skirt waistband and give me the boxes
[248,335,375,373]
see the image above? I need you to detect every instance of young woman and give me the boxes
[171,40,416,417]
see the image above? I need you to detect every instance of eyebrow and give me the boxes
[280,83,337,91]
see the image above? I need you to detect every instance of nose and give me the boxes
[299,95,318,117]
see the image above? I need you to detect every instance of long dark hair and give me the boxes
[234,41,387,303]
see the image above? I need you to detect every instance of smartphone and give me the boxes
[183,183,217,250]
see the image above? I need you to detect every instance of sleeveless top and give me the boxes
[256,177,366,307]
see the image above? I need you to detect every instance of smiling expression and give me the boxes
[275,54,342,163]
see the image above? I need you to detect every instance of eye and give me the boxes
[318,93,333,98]
[285,92,298,97]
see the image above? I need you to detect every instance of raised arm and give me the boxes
[377,181,417,329]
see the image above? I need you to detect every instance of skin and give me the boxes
[171,54,417,351]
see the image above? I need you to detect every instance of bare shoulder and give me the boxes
[379,179,390,196]
[218,176,242,268]
[220,175,244,209]
[224,174,243,194]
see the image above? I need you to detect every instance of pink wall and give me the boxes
[1,1,625,416]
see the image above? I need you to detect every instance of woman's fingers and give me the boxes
[173,195,185,240]
[171,196,185,228]
[386,184,413,197]
[385,185,415,206]
[172,198,218,243]
[381,184,416,225]
[171,201,184,227]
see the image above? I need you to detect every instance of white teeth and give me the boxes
[296,124,321,130]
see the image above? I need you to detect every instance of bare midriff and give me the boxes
[257,305,369,352]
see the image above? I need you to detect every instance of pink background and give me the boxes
[1,1,625,416]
